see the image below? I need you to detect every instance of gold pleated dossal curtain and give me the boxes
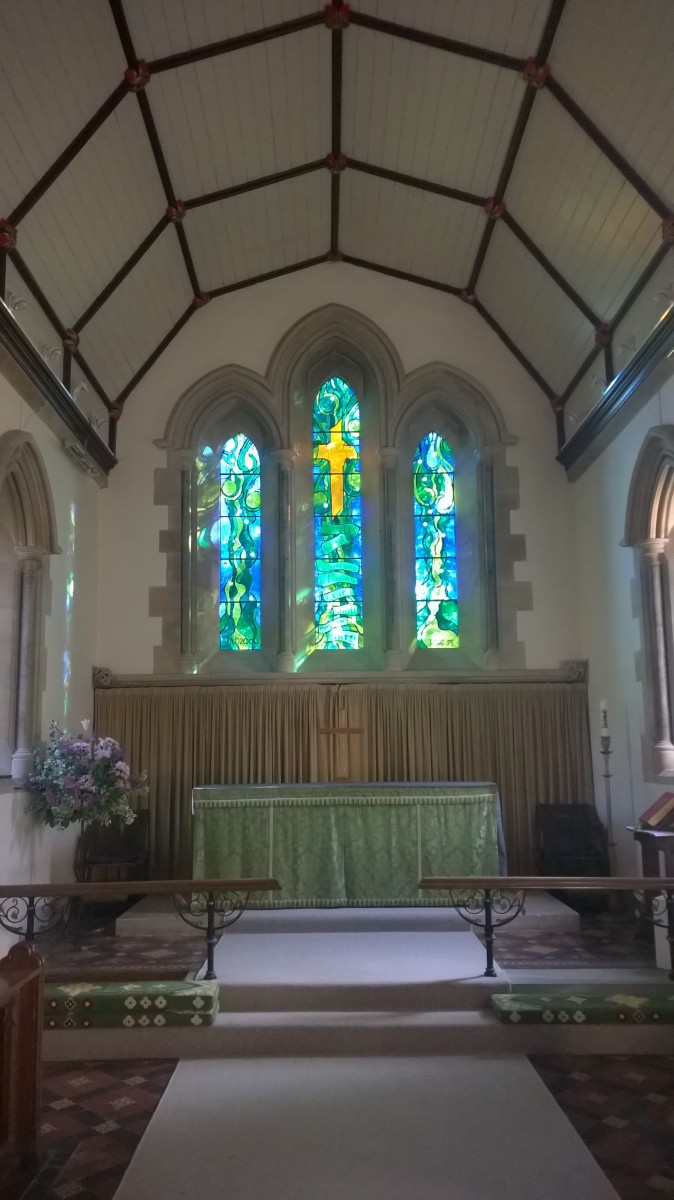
[95,680,593,877]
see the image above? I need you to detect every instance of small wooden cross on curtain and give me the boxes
[319,690,364,781]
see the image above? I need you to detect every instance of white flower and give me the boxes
[138,1015,150,1027]
[154,996,167,1009]
[124,997,137,1009]
[122,1015,135,1027]
[81,719,90,732]
[153,1014,166,1026]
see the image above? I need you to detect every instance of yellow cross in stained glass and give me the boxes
[315,421,357,515]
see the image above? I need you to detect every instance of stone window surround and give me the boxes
[624,425,674,777]
[153,303,530,675]
[0,431,59,782]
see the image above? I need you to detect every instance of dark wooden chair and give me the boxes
[79,811,150,883]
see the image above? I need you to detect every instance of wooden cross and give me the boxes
[319,715,364,781]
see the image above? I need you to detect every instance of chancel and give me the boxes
[1,1,674,1197]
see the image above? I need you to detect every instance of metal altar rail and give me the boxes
[418,875,674,979]
[0,875,673,981]
[0,878,280,980]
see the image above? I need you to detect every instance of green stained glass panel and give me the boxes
[313,377,363,650]
[217,434,261,650]
[414,433,458,648]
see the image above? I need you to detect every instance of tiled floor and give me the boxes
[37,911,656,977]
[0,1060,177,1200]
[2,1056,673,1199]
[40,935,205,979]
[495,914,655,969]
[533,1055,674,1200]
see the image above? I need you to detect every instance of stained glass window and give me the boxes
[197,435,261,650]
[414,432,458,648]
[313,376,363,649]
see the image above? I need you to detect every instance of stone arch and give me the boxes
[0,432,59,781]
[387,364,527,671]
[624,427,674,776]
[154,368,283,673]
[393,362,514,453]
[0,431,59,554]
[267,303,404,445]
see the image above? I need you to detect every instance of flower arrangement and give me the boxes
[27,721,147,830]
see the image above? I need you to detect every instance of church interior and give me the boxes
[1,0,674,1196]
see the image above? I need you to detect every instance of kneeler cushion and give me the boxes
[491,990,674,1025]
[44,980,220,1029]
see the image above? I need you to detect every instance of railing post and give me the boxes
[205,892,217,981]
[666,889,674,982]
[24,897,36,943]
[483,889,496,977]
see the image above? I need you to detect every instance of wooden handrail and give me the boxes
[0,877,281,899]
[420,875,674,890]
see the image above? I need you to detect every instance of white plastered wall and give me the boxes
[0,374,99,950]
[98,261,580,673]
[572,370,674,873]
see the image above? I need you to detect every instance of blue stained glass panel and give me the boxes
[414,433,458,648]
[218,434,261,650]
[313,376,363,650]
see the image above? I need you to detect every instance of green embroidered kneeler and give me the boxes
[44,980,219,1029]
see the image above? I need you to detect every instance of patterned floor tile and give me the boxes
[532,1055,674,1200]
[0,1060,176,1200]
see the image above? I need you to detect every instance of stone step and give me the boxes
[43,1009,674,1062]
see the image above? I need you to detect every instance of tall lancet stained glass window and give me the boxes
[197,435,261,650]
[313,376,363,649]
[414,433,458,648]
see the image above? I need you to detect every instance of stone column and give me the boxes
[641,538,674,771]
[275,449,296,672]
[380,447,403,671]
[11,548,44,783]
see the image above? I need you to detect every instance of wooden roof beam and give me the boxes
[108,0,203,299]
[466,0,568,294]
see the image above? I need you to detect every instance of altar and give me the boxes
[192,782,505,907]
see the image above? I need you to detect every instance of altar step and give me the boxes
[43,1007,674,1062]
[114,892,579,938]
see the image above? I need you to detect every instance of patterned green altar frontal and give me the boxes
[192,783,501,907]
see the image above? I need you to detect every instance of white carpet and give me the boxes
[114,1055,618,1200]
[211,930,506,1010]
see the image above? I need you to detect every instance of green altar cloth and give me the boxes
[192,782,504,907]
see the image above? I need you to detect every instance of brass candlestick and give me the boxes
[600,732,616,866]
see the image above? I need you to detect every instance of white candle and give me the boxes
[599,701,610,739]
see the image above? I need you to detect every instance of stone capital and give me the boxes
[275,447,297,470]
[379,446,399,468]
[641,537,668,563]
[14,545,45,570]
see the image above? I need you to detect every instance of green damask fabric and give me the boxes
[491,990,674,1025]
[44,980,220,1029]
[192,783,502,906]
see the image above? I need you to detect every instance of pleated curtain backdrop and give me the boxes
[94,681,593,877]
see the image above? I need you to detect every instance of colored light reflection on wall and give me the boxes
[313,376,363,650]
[414,432,458,648]
[62,502,76,715]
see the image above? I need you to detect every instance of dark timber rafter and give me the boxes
[0,0,670,465]
[328,5,346,257]
[112,256,329,411]
[10,250,113,409]
[108,0,202,298]
[466,0,568,294]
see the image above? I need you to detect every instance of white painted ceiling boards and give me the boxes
[0,0,672,445]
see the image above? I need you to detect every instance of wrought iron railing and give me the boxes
[1,875,672,982]
[0,878,280,980]
[419,875,674,978]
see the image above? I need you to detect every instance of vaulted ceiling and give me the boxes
[0,0,672,456]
